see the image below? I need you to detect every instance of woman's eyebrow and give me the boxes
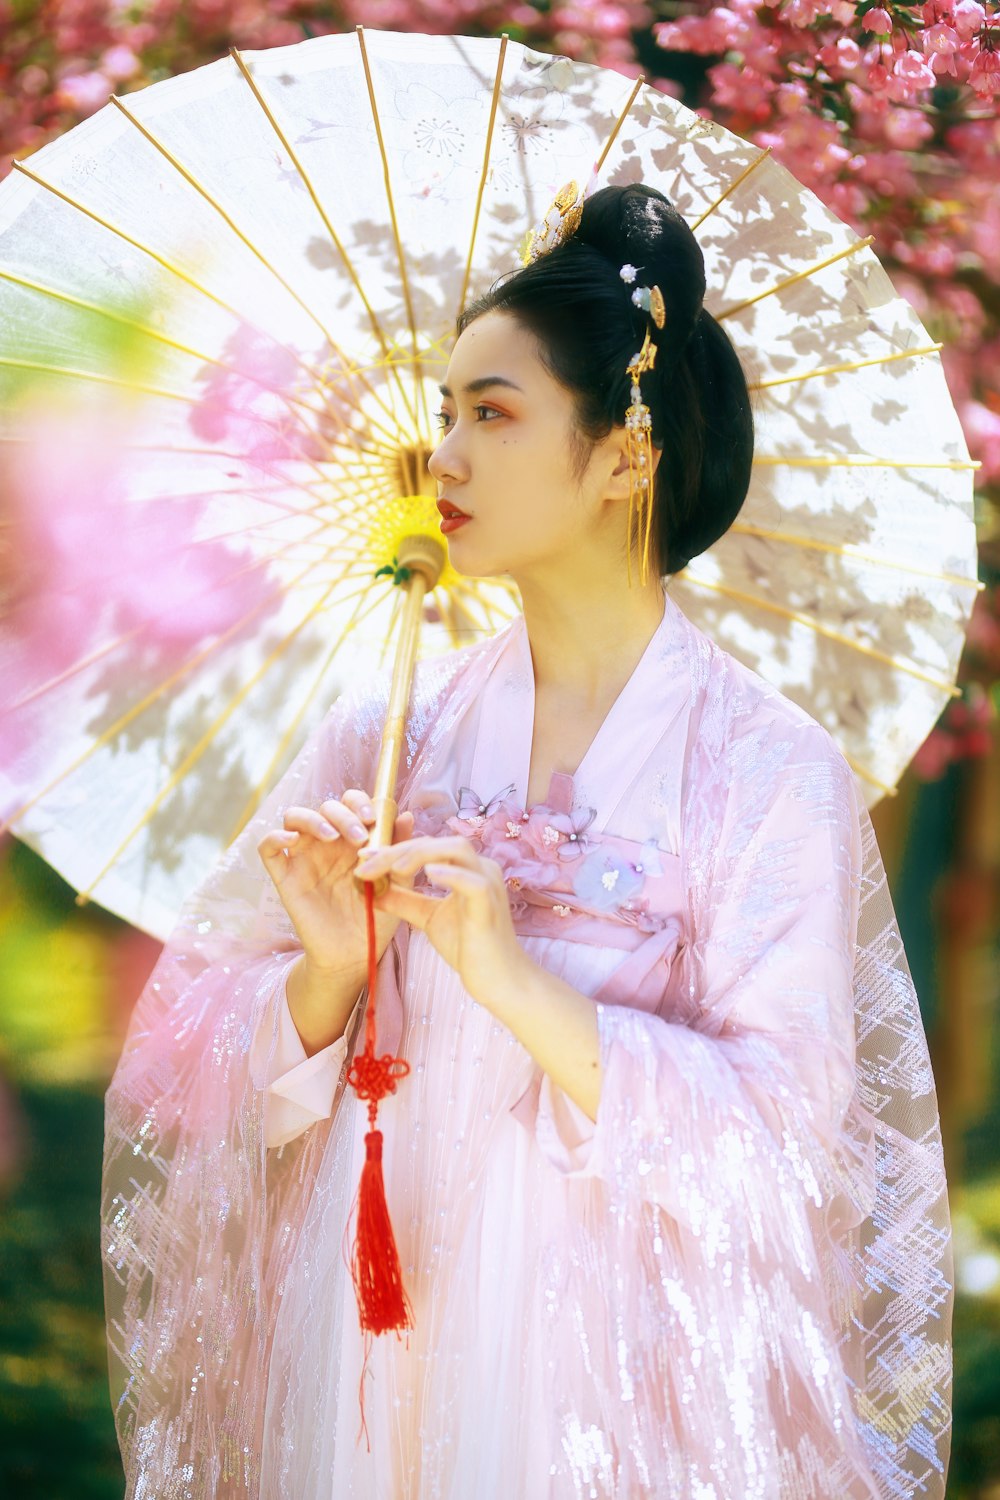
[437,376,524,397]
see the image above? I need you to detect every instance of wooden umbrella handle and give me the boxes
[353,532,446,896]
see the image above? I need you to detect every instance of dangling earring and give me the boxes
[624,329,658,590]
[620,272,665,590]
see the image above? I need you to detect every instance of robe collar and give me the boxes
[467,588,690,834]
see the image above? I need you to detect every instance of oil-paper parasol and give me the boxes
[0,26,978,936]
[0,18,978,1343]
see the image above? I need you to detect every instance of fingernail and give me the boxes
[319,825,338,840]
[350,823,367,841]
[361,802,374,819]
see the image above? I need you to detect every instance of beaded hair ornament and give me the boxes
[520,180,666,588]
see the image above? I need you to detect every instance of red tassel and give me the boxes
[352,1128,413,1333]
[346,880,414,1337]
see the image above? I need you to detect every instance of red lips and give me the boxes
[436,498,471,520]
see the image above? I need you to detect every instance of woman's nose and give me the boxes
[427,433,465,485]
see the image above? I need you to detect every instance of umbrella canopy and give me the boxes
[0,26,978,938]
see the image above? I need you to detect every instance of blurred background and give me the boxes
[0,1,998,1495]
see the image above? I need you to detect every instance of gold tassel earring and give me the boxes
[620,273,665,589]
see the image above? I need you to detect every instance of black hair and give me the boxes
[456,183,753,575]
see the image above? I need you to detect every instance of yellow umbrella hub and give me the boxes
[368,492,462,593]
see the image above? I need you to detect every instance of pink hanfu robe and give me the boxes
[102,589,953,1500]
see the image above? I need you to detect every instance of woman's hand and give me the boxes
[355,836,527,1009]
[257,791,417,974]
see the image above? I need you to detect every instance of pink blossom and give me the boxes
[782,0,833,25]
[55,69,112,116]
[969,30,1000,92]
[776,80,810,113]
[883,105,934,145]
[0,393,278,768]
[863,6,894,31]
[911,728,955,780]
[953,0,987,37]
[885,46,938,97]
[100,45,141,82]
[656,8,744,55]
[820,35,863,72]
[922,19,962,54]
[18,64,50,96]
[707,61,776,118]
[961,399,1000,480]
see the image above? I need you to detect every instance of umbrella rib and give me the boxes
[0,362,338,477]
[679,571,962,697]
[751,342,943,390]
[7,524,330,713]
[594,75,646,173]
[355,26,431,445]
[0,556,334,838]
[0,355,361,492]
[0,271,375,455]
[9,158,343,398]
[755,452,979,472]
[0,432,386,509]
[716,237,875,321]
[0,354,207,404]
[727,521,983,591]
[106,92,403,440]
[74,576,384,904]
[690,148,771,232]
[457,32,509,316]
[840,752,898,798]
[228,46,421,441]
[226,582,393,841]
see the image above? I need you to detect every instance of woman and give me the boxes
[102,185,953,1499]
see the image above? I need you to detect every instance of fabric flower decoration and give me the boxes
[573,849,646,912]
[520,802,597,864]
[634,837,665,878]
[445,782,519,847]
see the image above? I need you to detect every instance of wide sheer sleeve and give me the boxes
[101,677,388,1498]
[250,969,366,1150]
[529,703,952,1499]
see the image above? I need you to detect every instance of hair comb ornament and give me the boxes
[618,263,667,330]
[518,180,587,266]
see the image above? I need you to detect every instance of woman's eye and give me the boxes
[433,405,501,430]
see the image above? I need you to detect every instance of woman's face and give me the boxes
[428,310,627,582]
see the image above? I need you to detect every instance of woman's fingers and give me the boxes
[282,806,341,842]
[261,797,413,871]
[303,800,369,843]
[424,863,483,892]
[392,809,416,843]
[357,835,478,879]
[340,788,376,821]
[257,829,300,864]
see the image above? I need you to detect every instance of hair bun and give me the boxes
[576,184,706,353]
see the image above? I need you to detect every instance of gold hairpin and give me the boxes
[518,181,586,266]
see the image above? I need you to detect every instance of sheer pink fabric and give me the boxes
[102,590,953,1498]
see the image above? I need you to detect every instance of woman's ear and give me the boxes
[605,430,663,500]
[604,427,633,501]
